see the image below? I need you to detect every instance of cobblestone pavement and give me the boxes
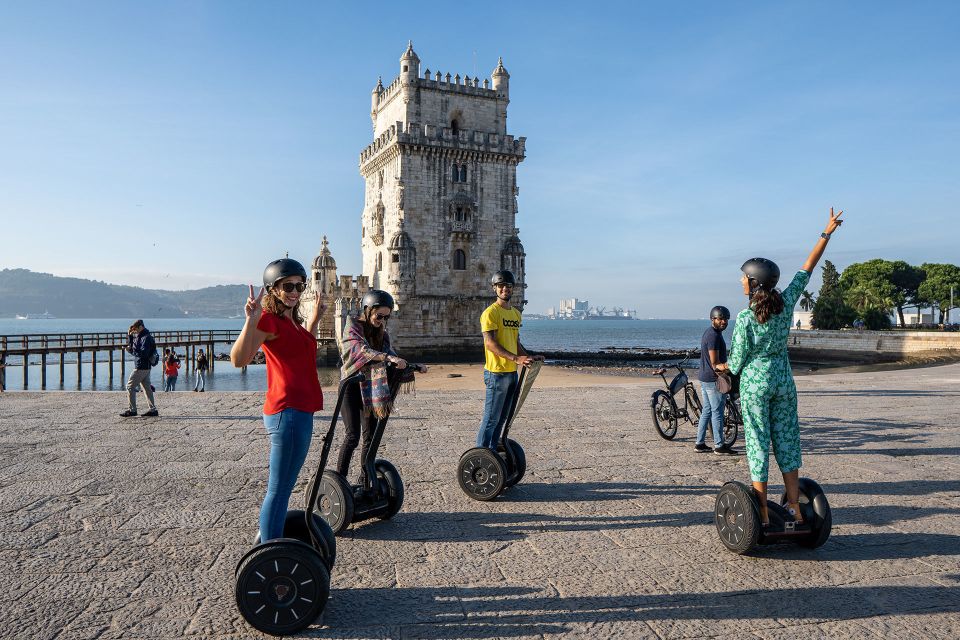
[2,363,959,639]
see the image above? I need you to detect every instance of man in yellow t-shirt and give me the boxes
[476,270,544,449]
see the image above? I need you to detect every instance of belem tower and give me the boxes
[302,42,528,358]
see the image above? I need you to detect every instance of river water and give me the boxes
[1,317,722,391]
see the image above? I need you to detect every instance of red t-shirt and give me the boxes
[256,312,324,415]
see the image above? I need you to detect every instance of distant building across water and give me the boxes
[546,298,636,320]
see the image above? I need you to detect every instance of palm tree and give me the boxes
[799,290,815,312]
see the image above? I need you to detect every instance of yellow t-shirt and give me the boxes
[480,303,522,373]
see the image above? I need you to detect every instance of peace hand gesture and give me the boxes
[824,207,844,235]
[245,285,265,321]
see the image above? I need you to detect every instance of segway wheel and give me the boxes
[374,459,404,519]
[253,510,336,571]
[650,391,678,440]
[499,438,526,488]
[316,471,354,536]
[781,478,832,549]
[715,481,760,554]
[235,539,330,636]
[457,447,507,501]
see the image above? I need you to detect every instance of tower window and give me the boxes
[376,253,383,271]
[392,253,400,263]
[455,207,463,221]
[403,65,408,72]
[452,164,459,182]
[453,249,466,271]
[451,119,459,135]
[459,165,467,182]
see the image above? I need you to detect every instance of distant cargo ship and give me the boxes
[15,311,57,320]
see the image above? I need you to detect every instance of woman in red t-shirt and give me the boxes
[230,258,325,541]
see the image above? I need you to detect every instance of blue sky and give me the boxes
[1,1,957,318]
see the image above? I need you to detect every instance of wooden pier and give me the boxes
[0,330,240,391]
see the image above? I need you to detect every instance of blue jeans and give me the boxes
[476,370,519,449]
[696,381,726,447]
[259,408,314,541]
[164,375,177,392]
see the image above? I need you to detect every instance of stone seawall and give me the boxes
[788,329,960,363]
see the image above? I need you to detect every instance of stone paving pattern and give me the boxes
[1,363,959,639]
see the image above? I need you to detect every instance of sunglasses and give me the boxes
[374,312,391,321]
[278,282,307,293]
[495,284,514,289]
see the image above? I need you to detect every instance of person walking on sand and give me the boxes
[717,207,845,527]
[194,349,208,392]
[121,319,159,417]
[476,270,544,450]
[695,305,733,454]
[230,258,326,541]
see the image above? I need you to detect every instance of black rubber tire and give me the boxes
[499,439,526,488]
[457,447,507,501]
[651,391,678,440]
[722,402,739,448]
[781,477,832,549]
[316,471,354,536]
[253,510,336,571]
[374,459,404,519]
[235,539,329,636]
[715,481,760,554]
[685,386,702,425]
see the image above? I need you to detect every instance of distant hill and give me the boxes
[0,269,249,318]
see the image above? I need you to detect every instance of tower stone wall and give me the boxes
[355,43,527,354]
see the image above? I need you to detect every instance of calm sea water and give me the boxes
[1,317,721,391]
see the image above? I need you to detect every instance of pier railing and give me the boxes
[0,330,241,391]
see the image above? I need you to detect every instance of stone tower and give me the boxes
[358,42,527,354]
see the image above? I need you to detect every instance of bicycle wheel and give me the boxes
[723,397,740,447]
[685,385,702,425]
[650,391,678,439]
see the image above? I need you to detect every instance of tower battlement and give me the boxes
[359,121,526,167]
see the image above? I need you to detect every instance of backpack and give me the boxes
[150,349,160,367]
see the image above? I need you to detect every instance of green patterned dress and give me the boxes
[727,270,810,482]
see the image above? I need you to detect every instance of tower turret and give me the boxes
[400,41,420,84]
[370,76,384,129]
[491,57,510,98]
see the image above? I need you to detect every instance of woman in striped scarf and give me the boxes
[337,289,424,485]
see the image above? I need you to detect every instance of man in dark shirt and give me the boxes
[121,319,159,417]
[696,306,733,453]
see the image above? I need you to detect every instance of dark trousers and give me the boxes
[336,380,378,480]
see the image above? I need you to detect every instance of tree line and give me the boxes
[803,260,960,330]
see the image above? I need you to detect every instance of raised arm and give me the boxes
[801,207,844,274]
[230,285,272,367]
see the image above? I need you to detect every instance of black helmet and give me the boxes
[263,258,307,290]
[361,289,395,311]
[491,270,516,286]
[710,306,731,320]
[741,258,780,292]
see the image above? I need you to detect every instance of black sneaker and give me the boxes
[694,443,711,452]
[119,410,137,417]
[142,409,159,417]
[713,445,736,455]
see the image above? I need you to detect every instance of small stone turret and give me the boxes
[491,57,509,99]
[387,224,417,297]
[370,77,384,129]
[400,41,420,83]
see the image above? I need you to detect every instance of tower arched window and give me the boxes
[376,253,382,272]
[452,164,459,182]
[451,119,459,135]
[455,207,464,222]
[459,165,467,182]
[453,249,466,271]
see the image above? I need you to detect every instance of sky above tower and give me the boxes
[1,1,958,318]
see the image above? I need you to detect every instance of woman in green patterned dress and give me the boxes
[717,208,844,527]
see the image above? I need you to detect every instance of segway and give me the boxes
[714,477,832,554]
[234,372,361,636]
[457,360,542,501]
[315,363,426,535]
